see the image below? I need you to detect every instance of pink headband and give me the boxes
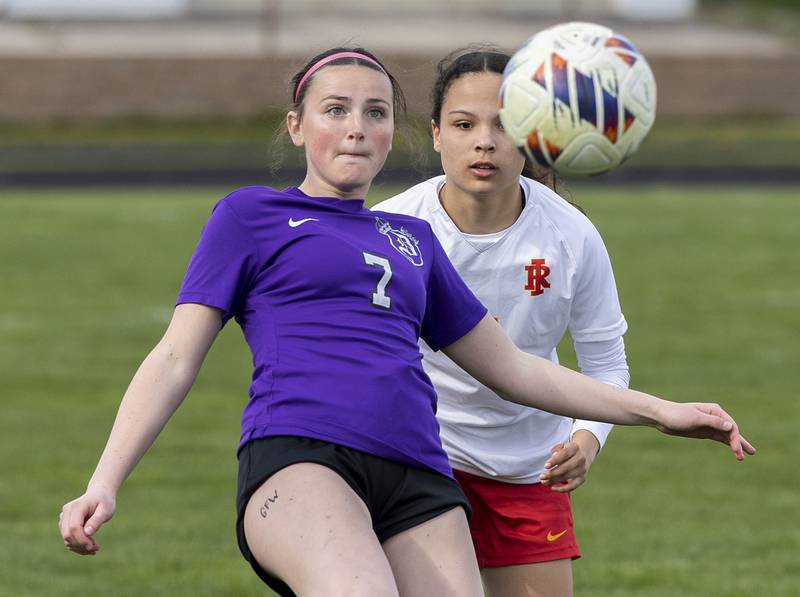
[294,51,387,104]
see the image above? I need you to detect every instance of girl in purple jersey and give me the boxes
[59,47,754,597]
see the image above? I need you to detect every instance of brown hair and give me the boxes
[291,47,406,121]
[270,46,414,177]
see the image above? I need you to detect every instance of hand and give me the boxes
[59,487,116,555]
[539,430,601,493]
[656,402,756,460]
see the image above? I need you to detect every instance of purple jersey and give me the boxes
[177,186,487,477]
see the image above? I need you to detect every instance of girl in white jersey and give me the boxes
[59,47,753,597]
[374,49,628,596]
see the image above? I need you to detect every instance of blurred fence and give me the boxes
[1,2,798,185]
[0,12,798,121]
[1,54,799,122]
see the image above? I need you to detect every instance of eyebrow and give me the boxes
[320,95,390,106]
[447,109,501,121]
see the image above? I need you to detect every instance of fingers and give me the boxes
[549,476,585,493]
[719,413,756,460]
[697,408,733,433]
[540,442,585,488]
[702,405,757,461]
[546,443,576,468]
[60,500,101,556]
[740,436,757,456]
[717,409,756,458]
[729,428,756,460]
[84,506,112,538]
[728,420,744,461]
[657,402,755,460]
[692,404,755,460]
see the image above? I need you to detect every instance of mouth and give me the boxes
[469,161,498,177]
[339,152,370,159]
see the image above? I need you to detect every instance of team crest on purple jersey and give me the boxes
[375,217,423,266]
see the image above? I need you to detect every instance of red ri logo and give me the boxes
[524,258,551,296]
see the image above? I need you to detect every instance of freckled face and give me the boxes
[288,65,394,199]
[433,72,525,199]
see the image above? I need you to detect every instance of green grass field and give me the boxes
[2,184,798,596]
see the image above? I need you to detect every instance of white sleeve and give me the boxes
[570,335,630,448]
[568,224,627,342]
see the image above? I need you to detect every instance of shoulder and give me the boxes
[372,176,443,217]
[209,186,304,233]
[217,185,286,215]
[521,176,605,249]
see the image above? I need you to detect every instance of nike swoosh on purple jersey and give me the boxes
[288,217,319,227]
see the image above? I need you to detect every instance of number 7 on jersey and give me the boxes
[362,252,392,309]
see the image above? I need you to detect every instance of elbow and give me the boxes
[145,343,202,393]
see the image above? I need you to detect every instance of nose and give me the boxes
[347,112,366,142]
[475,124,496,153]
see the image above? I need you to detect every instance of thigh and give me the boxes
[482,559,573,597]
[381,506,483,597]
[243,463,398,597]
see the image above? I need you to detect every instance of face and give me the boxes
[287,65,394,199]
[432,72,525,200]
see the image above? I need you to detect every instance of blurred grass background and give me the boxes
[2,183,797,596]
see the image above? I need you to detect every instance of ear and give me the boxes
[431,119,441,154]
[286,110,304,147]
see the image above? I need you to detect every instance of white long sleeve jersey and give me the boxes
[373,175,629,482]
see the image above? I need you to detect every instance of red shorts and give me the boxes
[454,469,581,568]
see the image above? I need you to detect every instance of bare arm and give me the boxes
[60,303,223,555]
[443,314,755,459]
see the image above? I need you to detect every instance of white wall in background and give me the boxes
[7,0,189,19]
[4,0,697,21]
[273,0,695,20]
[610,0,696,21]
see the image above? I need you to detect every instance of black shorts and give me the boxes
[235,435,471,597]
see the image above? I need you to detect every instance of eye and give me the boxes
[367,107,386,119]
[326,105,345,117]
[455,121,472,130]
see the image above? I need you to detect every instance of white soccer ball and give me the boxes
[500,22,657,176]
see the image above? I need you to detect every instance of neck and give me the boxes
[439,180,523,234]
[299,177,367,200]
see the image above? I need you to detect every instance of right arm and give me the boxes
[59,303,223,555]
[443,314,755,460]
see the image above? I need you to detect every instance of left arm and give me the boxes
[442,314,755,460]
[554,217,630,476]
[543,336,629,491]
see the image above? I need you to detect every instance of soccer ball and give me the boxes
[499,22,656,176]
